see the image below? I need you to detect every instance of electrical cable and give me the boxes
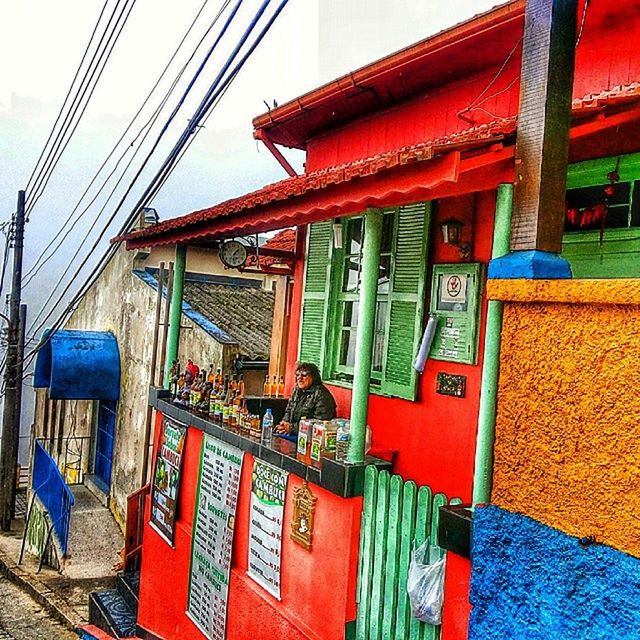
[23,0,251,345]
[23,0,244,332]
[21,0,291,377]
[24,0,111,194]
[26,0,138,219]
[23,0,228,288]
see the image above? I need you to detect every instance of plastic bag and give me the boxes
[406,540,446,625]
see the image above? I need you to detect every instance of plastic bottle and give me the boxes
[261,408,274,446]
[335,419,351,462]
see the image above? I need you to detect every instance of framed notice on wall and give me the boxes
[187,435,244,640]
[149,417,187,546]
[428,263,482,365]
[247,459,288,599]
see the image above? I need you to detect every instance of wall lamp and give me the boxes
[441,218,470,260]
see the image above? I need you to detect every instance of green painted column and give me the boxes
[348,208,382,464]
[472,184,513,505]
[164,244,187,388]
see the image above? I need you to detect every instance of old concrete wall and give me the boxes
[488,279,640,556]
[468,279,640,640]
[470,505,640,640]
[64,244,227,529]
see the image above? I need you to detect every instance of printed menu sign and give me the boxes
[149,417,187,546]
[187,435,244,640]
[247,460,288,599]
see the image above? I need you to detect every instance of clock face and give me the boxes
[219,240,247,268]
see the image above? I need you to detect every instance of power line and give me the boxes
[26,0,138,219]
[23,0,230,288]
[24,0,111,193]
[24,0,243,332]
[21,0,292,377]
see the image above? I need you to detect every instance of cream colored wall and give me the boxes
[146,245,278,290]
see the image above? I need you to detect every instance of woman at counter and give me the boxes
[274,362,336,436]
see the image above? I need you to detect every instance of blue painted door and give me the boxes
[94,400,117,488]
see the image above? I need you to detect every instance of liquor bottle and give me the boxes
[270,375,278,398]
[207,364,215,384]
[263,374,270,397]
[278,375,285,398]
[237,374,245,399]
[240,399,249,431]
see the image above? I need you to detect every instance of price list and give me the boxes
[187,435,243,640]
[247,460,288,599]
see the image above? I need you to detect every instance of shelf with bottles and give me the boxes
[149,386,392,498]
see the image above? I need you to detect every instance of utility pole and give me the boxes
[0,191,26,531]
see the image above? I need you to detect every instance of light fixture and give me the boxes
[441,217,470,260]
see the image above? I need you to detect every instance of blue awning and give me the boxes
[34,330,120,401]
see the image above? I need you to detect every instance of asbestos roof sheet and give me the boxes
[182,281,274,361]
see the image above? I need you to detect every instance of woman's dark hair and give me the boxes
[295,362,322,386]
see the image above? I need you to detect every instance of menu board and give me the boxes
[187,435,244,640]
[149,417,187,546]
[429,264,482,365]
[247,460,288,599]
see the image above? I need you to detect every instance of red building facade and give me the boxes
[120,2,640,639]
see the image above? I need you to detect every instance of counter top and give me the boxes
[149,387,391,498]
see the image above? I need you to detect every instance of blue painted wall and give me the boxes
[470,505,640,640]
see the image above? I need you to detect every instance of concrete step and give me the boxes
[116,571,139,616]
[89,590,137,639]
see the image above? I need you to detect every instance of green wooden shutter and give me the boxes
[299,221,333,373]
[381,202,431,400]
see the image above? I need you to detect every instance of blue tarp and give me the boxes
[34,330,120,400]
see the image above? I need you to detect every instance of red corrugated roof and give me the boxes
[117,83,640,249]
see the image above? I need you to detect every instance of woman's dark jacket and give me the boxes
[283,383,337,433]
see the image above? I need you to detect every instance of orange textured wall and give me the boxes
[491,285,640,557]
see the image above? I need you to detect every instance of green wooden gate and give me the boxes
[355,466,461,640]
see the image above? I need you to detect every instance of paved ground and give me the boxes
[0,574,77,639]
[0,484,122,630]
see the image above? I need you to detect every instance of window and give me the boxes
[299,202,431,400]
[562,152,640,278]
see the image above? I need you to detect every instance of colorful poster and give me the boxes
[247,460,288,599]
[149,417,187,546]
[187,435,244,640]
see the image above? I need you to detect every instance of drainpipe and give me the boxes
[347,208,382,464]
[164,245,187,388]
[472,184,513,505]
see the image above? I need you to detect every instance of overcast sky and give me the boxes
[0,0,500,451]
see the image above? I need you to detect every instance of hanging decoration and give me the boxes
[565,157,621,244]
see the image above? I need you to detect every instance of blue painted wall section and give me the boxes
[34,330,120,401]
[469,505,640,640]
[488,250,572,279]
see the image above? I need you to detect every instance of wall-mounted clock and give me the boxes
[219,240,248,269]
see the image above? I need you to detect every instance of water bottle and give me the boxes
[261,408,274,446]
[335,419,350,462]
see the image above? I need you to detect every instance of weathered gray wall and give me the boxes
[62,245,228,529]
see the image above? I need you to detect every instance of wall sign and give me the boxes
[429,263,482,365]
[290,481,317,550]
[436,372,467,398]
[149,417,187,546]
[247,460,288,599]
[187,435,244,640]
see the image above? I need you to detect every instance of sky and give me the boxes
[0,0,500,454]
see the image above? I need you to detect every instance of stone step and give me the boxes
[89,590,137,639]
[116,571,140,615]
